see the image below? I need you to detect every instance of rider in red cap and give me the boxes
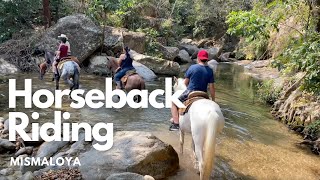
[169,50,215,131]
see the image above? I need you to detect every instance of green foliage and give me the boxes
[0,0,75,43]
[0,0,42,42]
[170,0,251,39]
[136,28,162,57]
[226,8,280,59]
[275,33,320,95]
[226,11,270,39]
[227,0,319,95]
[86,0,120,25]
[257,80,282,104]
[304,120,320,140]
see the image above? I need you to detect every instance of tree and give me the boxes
[314,0,320,32]
[87,0,120,54]
[43,0,51,28]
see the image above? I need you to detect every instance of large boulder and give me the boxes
[130,51,180,76]
[156,44,179,61]
[179,44,199,56]
[106,172,149,180]
[0,139,16,152]
[36,141,69,158]
[208,60,219,73]
[176,50,192,63]
[87,56,112,76]
[0,58,19,75]
[38,14,103,63]
[133,61,157,81]
[104,26,146,54]
[79,131,179,180]
[207,47,222,60]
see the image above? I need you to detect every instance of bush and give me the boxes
[257,80,282,104]
[274,32,320,95]
[303,120,320,140]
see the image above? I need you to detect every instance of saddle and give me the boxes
[57,56,80,70]
[121,69,137,85]
[179,91,209,115]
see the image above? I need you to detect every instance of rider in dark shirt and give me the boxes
[114,47,135,89]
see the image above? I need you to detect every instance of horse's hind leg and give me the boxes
[55,74,60,90]
[192,134,205,175]
[61,71,74,90]
[73,70,80,90]
[192,138,197,161]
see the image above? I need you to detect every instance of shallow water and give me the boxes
[0,63,319,179]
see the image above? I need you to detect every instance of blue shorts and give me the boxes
[114,67,135,82]
[178,90,193,103]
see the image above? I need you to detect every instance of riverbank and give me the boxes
[234,59,320,155]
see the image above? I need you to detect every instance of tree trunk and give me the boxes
[43,0,51,28]
[315,0,320,32]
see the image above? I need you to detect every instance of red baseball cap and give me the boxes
[198,50,209,60]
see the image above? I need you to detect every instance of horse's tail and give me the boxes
[201,112,218,180]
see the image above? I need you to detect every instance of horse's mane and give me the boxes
[107,57,119,72]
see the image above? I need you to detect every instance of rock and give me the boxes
[15,147,33,157]
[38,14,103,63]
[19,171,34,180]
[20,163,45,174]
[176,50,192,63]
[180,38,194,45]
[219,52,231,62]
[179,45,199,56]
[79,131,179,180]
[208,60,219,73]
[24,133,44,146]
[0,122,3,130]
[0,168,14,176]
[180,63,192,73]
[66,132,87,156]
[132,61,157,81]
[144,175,155,180]
[123,31,147,54]
[196,39,210,48]
[36,141,69,158]
[130,51,180,76]
[0,139,16,151]
[3,119,8,128]
[0,58,19,75]
[0,176,8,180]
[207,47,221,60]
[156,44,179,61]
[106,172,144,180]
[250,60,271,68]
[104,26,146,54]
[87,56,112,76]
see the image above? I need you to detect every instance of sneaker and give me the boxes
[169,123,179,131]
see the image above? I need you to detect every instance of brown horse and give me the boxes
[106,57,145,92]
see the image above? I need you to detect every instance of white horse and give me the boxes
[174,77,225,180]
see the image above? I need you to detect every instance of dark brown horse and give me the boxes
[106,57,145,92]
